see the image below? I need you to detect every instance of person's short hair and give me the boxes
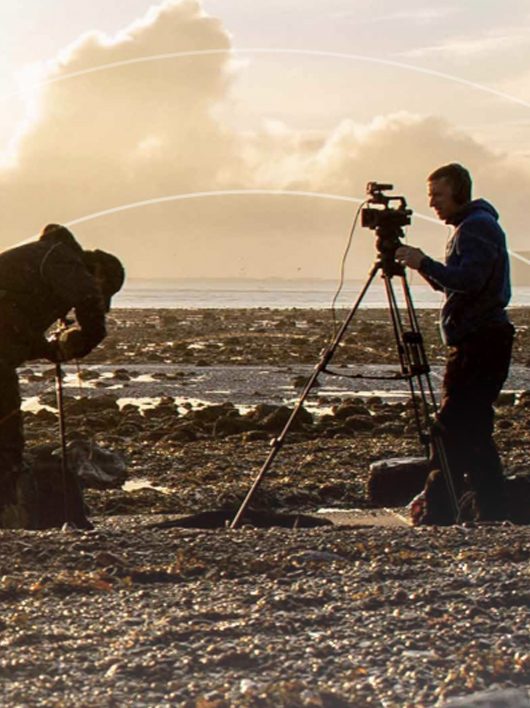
[428,163,472,205]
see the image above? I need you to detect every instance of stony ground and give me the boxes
[1,307,529,707]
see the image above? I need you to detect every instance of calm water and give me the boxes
[113,278,530,310]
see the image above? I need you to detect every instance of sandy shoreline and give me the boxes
[2,308,529,706]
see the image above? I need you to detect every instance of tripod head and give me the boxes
[362,182,413,276]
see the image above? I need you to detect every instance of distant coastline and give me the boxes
[112,277,530,310]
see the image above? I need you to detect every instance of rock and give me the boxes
[246,403,281,422]
[192,403,237,424]
[442,688,530,708]
[143,404,179,421]
[66,440,128,489]
[39,391,60,407]
[517,390,530,407]
[213,416,255,437]
[160,426,197,443]
[496,391,516,406]
[77,369,101,381]
[65,395,119,415]
[377,422,405,435]
[31,409,58,424]
[332,400,369,420]
[259,405,313,433]
[367,457,430,506]
[343,415,375,432]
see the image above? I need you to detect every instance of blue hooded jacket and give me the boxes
[418,198,511,345]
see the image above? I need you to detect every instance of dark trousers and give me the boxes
[437,321,514,517]
[0,360,23,470]
[0,358,24,511]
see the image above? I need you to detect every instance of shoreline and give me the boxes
[90,306,530,368]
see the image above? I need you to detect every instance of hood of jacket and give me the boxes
[448,198,499,226]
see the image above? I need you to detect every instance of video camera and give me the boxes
[361,182,413,273]
[361,182,412,232]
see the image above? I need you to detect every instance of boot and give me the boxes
[414,469,460,526]
[0,464,35,529]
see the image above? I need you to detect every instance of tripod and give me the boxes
[230,237,460,529]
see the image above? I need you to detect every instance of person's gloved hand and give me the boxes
[56,328,86,362]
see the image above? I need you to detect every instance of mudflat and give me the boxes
[3,307,529,707]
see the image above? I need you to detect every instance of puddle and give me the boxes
[117,395,255,417]
[118,396,162,411]
[21,396,57,413]
[62,371,115,388]
[132,374,157,382]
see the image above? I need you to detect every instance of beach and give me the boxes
[2,307,529,706]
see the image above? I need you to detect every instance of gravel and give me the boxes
[2,308,529,707]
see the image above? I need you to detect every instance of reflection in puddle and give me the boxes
[21,396,57,413]
[117,397,162,411]
[62,371,115,388]
[117,396,228,415]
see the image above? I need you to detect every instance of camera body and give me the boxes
[361,182,412,231]
[361,182,413,274]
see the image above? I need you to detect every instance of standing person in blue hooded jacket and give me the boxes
[396,163,514,523]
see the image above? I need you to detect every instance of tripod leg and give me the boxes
[397,277,461,521]
[400,277,438,409]
[230,263,382,529]
[55,364,92,529]
[382,274,430,453]
[430,427,461,522]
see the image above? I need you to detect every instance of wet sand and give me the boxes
[2,307,530,706]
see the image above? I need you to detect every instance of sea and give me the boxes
[113,278,530,310]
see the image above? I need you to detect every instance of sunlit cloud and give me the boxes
[400,32,528,59]
[331,7,458,23]
[0,0,529,281]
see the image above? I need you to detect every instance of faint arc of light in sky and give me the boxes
[62,189,442,227]
[6,48,530,111]
[510,251,530,266]
[60,189,530,267]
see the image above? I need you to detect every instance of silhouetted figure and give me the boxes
[0,224,124,528]
[397,164,514,522]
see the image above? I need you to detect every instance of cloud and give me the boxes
[0,0,235,233]
[395,17,530,88]
[0,0,529,283]
[400,34,518,60]
[331,7,458,24]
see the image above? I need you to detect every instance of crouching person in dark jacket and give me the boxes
[0,223,125,529]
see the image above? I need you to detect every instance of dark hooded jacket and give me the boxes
[418,198,511,345]
[0,228,107,365]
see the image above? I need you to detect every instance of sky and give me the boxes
[0,0,529,281]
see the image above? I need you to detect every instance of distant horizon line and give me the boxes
[123,275,530,284]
